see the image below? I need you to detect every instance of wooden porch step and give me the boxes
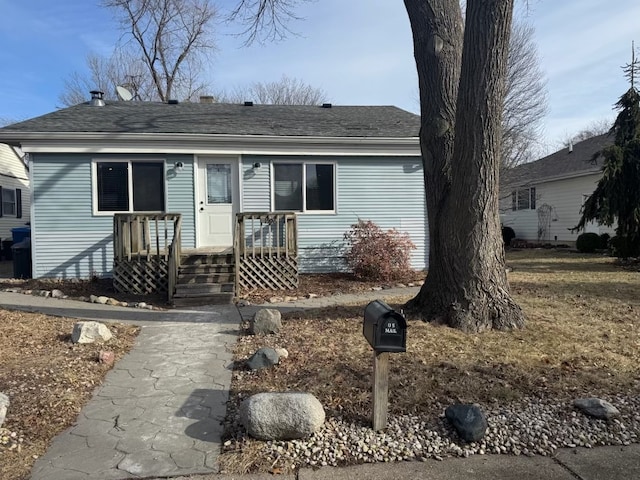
[175,283,234,295]
[172,292,234,306]
[181,253,234,266]
[179,264,234,275]
[178,272,235,284]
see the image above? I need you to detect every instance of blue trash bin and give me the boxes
[11,226,31,244]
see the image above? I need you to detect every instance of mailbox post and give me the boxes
[363,300,407,431]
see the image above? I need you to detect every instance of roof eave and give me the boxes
[0,132,421,156]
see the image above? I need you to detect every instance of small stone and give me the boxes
[71,321,113,344]
[0,392,9,427]
[407,283,415,287]
[51,289,65,299]
[120,302,128,307]
[98,350,115,366]
[445,404,488,443]
[78,296,88,302]
[371,287,383,291]
[32,290,50,297]
[96,296,109,305]
[106,298,119,306]
[246,347,280,370]
[574,398,620,420]
[250,308,282,335]
[275,348,289,359]
[307,293,318,299]
[89,295,99,303]
[395,283,407,288]
[237,299,251,307]
[137,302,147,309]
[269,296,283,303]
[284,296,296,302]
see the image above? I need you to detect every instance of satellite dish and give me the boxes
[116,85,133,101]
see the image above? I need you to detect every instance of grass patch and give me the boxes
[221,249,640,473]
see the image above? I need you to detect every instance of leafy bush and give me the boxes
[576,232,601,253]
[502,226,516,247]
[609,235,640,258]
[598,233,611,250]
[343,220,416,282]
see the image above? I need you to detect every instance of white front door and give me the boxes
[197,157,239,247]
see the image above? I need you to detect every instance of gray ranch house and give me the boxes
[0,94,425,302]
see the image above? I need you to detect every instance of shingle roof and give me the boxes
[502,133,613,186]
[0,102,420,138]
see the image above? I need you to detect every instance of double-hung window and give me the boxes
[272,162,335,213]
[511,187,536,211]
[94,160,165,214]
[2,188,16,216]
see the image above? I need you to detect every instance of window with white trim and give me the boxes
[511,187,536,211]
[2,188,16,216]
[94,161,165,213]
[273,162,335,212]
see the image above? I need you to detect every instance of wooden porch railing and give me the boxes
[234,212,298,292]
[113,213,182,299]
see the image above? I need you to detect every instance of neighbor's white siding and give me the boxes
[501,173,615,243]
[0,144,30,240]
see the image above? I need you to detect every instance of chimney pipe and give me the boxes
[200,95,215,103]
[89,90,105,107]
[568,140,573,153]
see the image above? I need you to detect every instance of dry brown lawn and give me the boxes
[0,312,139,480]
[221,249,640,473]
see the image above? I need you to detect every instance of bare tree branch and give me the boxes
[226,0,310,45]
[220,75,327,104]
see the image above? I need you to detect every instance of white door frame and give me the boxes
[194,155,242,248]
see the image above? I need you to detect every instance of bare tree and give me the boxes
[220,75,327,105]
[241,0,524,332]
[557,119,612,148]
[502,21,548,169]
[227,0,303,45]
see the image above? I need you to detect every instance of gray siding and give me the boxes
[31,154,195,278]
[241,156,427,273]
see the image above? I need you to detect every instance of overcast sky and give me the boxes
[1,0,639,154]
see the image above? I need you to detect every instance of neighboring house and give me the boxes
[0,143,29,242]
[0,94,425,279]
[500,134,615,243]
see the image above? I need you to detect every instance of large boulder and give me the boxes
[574,398,620,420]
[445,403,488,443]
[240,392,325,440]
[0,392,9,427]
[250,308,282,335]
[246,347,280,370]
[71,321,113,344]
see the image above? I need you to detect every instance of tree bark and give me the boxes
[404,0,525,332]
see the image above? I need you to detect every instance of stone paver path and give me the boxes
[30,309,238,480]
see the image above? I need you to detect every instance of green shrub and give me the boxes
[576,232,601,253]
[609,235,640,258]
[502,226,516,247]
[343,220,416,282]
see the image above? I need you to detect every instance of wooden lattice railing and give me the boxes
[113,213,182,299]
[234,212,298,293]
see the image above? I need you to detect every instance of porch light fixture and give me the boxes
[253,162,261,169]
[174,161,185,172]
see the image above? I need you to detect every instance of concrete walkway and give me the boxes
[0,291,238,479]
[2,289,640,480]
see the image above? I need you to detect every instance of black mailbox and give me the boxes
[363,300,407,353]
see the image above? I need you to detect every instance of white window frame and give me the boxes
[270,160,337,214]
[511,187,536,211]
[2,188,16,217]
[91,159,167,216]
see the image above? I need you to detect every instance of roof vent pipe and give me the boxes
[244,101,253,106]
[322,103,332,108]
[568,140,573,153]
[89,90,105,107]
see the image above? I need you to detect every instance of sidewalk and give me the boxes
[1,289,639,480]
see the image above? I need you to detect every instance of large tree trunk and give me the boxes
[404,0,525,332]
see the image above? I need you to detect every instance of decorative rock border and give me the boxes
[1,287,161,310]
